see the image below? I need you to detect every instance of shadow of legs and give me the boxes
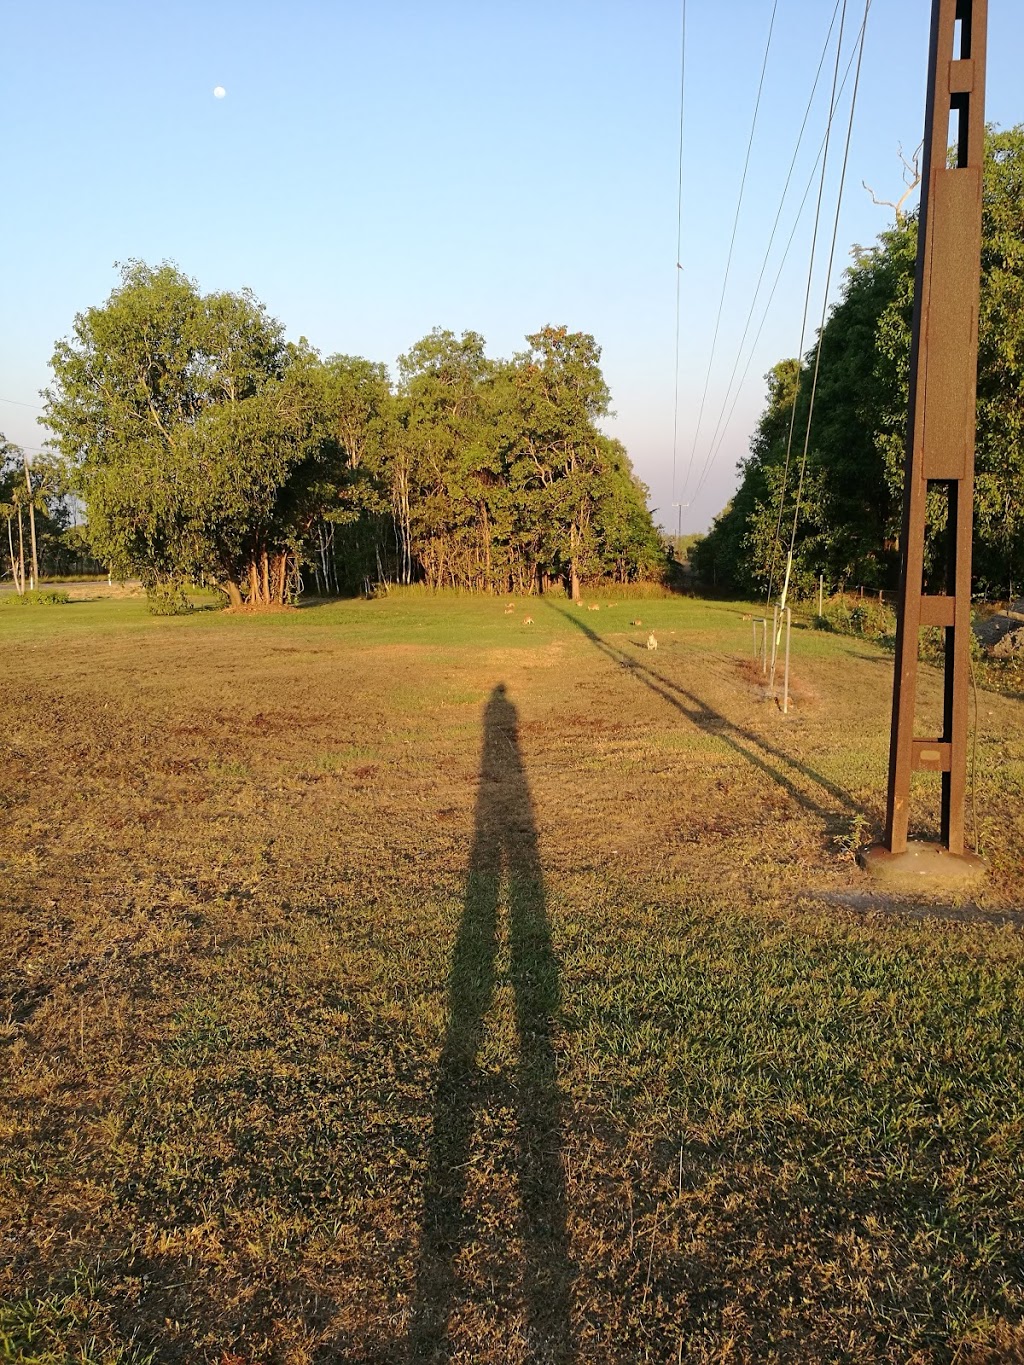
[509,865,573,1362]
[409,685,573,1361]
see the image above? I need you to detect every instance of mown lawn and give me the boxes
[1,591,1023,1363]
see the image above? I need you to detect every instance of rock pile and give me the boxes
[974,602,1024,657]
[992,624,1024,658]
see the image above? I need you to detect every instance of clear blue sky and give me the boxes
[2,1,1022,533]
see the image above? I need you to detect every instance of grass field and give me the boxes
[2,591,1023,1364]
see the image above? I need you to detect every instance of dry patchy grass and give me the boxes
[1,593,1024,1363]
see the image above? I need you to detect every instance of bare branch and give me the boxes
[863,143,922,222]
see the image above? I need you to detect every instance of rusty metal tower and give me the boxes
[861,0,987,885]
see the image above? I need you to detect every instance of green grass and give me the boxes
[2,592,1023,1362]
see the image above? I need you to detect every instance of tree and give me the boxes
[692,360,800,595]
[45,262,666,602]
[697,126,1024,600]
[499,326,612,599]
[390,329,493,590]
[0,435,24,593]
[44,260,334,607]
[300,355,395,594]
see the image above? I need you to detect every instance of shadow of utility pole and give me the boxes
[551,604,867,823]
[409,684,573,1362]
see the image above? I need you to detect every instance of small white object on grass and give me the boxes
[213,86,227,99]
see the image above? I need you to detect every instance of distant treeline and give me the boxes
[0,438,105,590]
[41,264,665,607]
[694,126,1024,601]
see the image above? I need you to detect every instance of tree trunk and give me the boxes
[7,516,23,594]
[224,580,244,608]
[24,454,39,589]
[17,508,26,594]
[274,553,287,604]
[570,519,582,602]
[319,522,329,596]
[481,502,491,590]
[249,561,260,603]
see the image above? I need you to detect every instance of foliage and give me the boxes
[46,271,665,604]
[44,261,332,608]
[0,588,71,608]
[145,582,192,616]
[815,595,897,640]
[0,437,72,591]
[697,127,1024,599]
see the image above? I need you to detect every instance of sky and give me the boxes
[2,0,1022,535]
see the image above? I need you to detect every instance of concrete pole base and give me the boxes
[857,840,986,892]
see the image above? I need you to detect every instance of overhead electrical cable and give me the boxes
[695,0,843,487]
[779,0,872,611]
[677,0,779,504]
[763,0,851,606]
[669,0,689,526]
[689,7,870,510]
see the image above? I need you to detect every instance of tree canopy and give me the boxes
[44,266,665,606]
[695,125,1024,600]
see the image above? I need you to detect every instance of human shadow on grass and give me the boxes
[409,683,573,1362]
[552,605,869,824]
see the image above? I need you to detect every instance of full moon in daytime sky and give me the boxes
[213,86,226,98]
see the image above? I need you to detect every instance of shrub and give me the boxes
[146,582,193,616]
[0,588,71,607]
[817,595,896,640]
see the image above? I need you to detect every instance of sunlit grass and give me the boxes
[2,592,1023,1362]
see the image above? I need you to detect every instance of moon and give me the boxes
[213,86,226,99]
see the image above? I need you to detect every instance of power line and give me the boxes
[0,396,44,411]
[689,5,871,511]
[695,0,843,489]
[764,0,852,605]
[780,0,872,610]
[669,0,688,511]
[677,0,779,504]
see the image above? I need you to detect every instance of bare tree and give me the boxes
[863,143,923,222]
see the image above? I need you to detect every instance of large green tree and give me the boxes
[45,262,665,602]
[498,326,613,599]
[45,260,334,606]
[697,126,1024,600]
